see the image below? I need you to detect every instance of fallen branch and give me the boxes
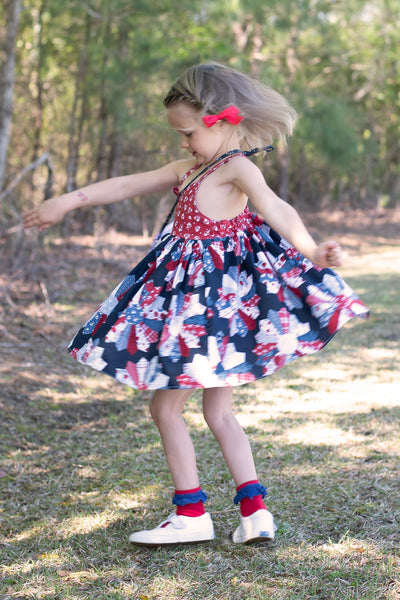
[39,280,52,308]
[0,152,53,203]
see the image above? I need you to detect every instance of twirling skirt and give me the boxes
[69,215,369,389]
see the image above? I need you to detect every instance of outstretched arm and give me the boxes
[23,161,183,230]
[232,158,343,269]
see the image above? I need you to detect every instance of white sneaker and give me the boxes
[129,512,215,546]
[232,509,276,544]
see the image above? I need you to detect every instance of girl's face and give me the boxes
[166,102,237,165]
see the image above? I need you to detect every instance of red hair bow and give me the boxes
[202,105,244,127]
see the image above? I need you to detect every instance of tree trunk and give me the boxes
[279,145,290,202]
[31,1,47,168]
[66,13,91,192]
[298,146,307,205]
[108,130,123,178]
[94,18,112,183]
[0,0,22,191]
[95,97,109,183]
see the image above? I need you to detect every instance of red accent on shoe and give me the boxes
[175,487,206,517]
[236,480,267,517]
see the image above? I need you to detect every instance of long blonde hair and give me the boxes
[163,62,297,149]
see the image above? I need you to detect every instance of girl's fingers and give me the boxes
[23,207,48,227]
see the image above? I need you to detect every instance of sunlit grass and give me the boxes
[1,244,399,599]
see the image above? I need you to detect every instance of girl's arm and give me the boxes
[232,157,342,269]
[23,161,184,230]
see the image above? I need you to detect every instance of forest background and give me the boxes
[1,3,399,599]
[0,0,399,242]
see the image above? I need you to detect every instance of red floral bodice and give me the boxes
[172,155,254,240]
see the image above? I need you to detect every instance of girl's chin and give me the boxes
[192,152,204,165]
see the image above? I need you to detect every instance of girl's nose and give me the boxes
[180,135,189,149]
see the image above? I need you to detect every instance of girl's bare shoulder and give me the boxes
[219,154,263,183]
[172,157,197,180]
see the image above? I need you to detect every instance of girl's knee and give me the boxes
[149,397,161,424]
[203,403,234,435]
[150,396,171,425]
[202,387,234,433]
[149,389,190,426]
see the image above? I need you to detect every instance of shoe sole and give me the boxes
[231,531,275,544]
[242,534,274,545]
[129,538,214,547]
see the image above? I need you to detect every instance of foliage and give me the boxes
[0,0,399,234]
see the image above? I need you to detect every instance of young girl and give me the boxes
[23,63,368,546]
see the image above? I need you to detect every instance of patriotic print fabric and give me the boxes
[68,155,369,390]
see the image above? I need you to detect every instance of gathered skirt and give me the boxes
[68,214,369,389]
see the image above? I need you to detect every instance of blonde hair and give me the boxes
[163,62,297,149]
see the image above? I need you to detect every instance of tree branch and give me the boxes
[0,151,53,203]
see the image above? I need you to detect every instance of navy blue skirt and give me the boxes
[69,215,369,389]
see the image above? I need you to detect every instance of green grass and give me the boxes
[0,241,399,600]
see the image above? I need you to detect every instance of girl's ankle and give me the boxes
[234,480,268,517]
[173,487,207,517]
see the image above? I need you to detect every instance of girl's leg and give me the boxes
[202,387,257,486]
[202,387,274,544]
[150,388,198,489]
[129,388,215,545]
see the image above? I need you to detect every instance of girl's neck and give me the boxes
[200,138,242,168]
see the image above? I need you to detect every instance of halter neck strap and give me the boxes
[203,145,273,164]
[244,145,274,157]
[155,145,274,240]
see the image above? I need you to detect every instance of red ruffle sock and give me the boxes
[173,487,207,517]
[234,480,268,517]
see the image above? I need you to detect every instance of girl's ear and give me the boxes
[215,119,229,132]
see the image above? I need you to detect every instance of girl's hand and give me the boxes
[23,196,67,231]
[312,241,343,268]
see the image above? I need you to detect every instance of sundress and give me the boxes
[68,152,369,390]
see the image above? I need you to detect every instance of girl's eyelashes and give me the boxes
[175,130,193,138]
